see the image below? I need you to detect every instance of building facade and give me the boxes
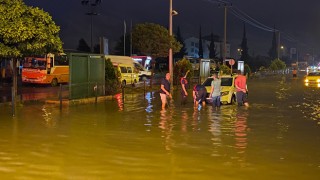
[184,36,230,59]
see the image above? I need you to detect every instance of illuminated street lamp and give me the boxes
[169,0,178,87]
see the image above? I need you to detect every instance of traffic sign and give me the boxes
[229,59,235,66]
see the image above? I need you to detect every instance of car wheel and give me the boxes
[51,78,58,87]
[132,79,137,87]
[141,76,147,81]
[230,95,236,105]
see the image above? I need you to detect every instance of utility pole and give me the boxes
[81,0,102,53]
[277,31,281,60]
[220,3,232,65]
[168,0,178,87]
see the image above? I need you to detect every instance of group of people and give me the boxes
[160,70,249,110]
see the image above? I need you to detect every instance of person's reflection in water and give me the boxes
[192,106,201,131]
[234,108,249,166]
[208,110,222,157]
[159,109,175,151]
[180,110,188,132]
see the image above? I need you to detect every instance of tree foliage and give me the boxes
[76,38,91,52]
[174,26,187,59]
[132,23,182,59]
[208,33,217,59]
[269,58,286,71]
[114,34,132,56]
[173,57,193,85]
[220,64,231,75]
[0,0,63,57]
[244,64,251,75]
[105,58,120,94]
[198,26,203,58]
[268,30,277,60]
[240,23,250,62]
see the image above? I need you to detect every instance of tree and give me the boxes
[113,34,132,56]
[76,38,91,52]
[269,58,286,71]
[0,0,63,103]
[220,64,231,75]
[208,32,217,59]
[0,0,63,57]
[268,28,277,60]
[198,26,203,58]
[93,44,100,54]
[174,26,187,59]
[240,23,250,62]
[132,22,181,86]
[132,22,181,58]
[105,58,120,94]
[173,57,193,85]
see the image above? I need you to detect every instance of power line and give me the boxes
[202,0,301,44]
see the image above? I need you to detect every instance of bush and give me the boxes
[173,57,193,85]
[269,58,286,71]
[220,64,231,75]
[105,58,120,95]
[244,64,251,76]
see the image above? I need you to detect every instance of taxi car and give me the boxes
[202,74,237,105]
[304,71,320,88]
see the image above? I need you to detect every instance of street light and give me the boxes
[169,0,178,87]
[81,0,102,52]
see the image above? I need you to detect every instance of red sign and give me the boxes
[229,59,235,66]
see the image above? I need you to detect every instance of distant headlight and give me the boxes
[221,91,229,96]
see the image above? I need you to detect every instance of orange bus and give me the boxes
[22,53,69,86]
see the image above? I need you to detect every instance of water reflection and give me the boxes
[1,80,320,179]
[159,109,175,151]
[300,88,320,123]
[275,76,291,101]
[208,106,249,163]
[145,92,154,113]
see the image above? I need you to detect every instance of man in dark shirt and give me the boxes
[160,73,172,110]
[192,84,207,108]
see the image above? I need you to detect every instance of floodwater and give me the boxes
[0,76,320,179]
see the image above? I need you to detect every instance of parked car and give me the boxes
[202,74,237,105]
[304,71,320,88]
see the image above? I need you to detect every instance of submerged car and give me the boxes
[202,74,237,105]
[304,71,320,88]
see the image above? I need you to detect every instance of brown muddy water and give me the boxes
[0,76,319,179]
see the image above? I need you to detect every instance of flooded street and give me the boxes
[0,76,320,179]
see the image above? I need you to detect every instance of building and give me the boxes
[184,35,230,59]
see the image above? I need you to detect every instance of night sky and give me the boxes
[24,0,320,58]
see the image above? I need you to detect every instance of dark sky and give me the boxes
[24,0,320,58]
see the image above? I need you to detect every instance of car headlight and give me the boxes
[305,79,309,83]
[221,91,229,96]
[317,79,320,83]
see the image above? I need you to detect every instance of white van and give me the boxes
[134,62,152,80]
[112,62,139,87]
[105,55,151,81]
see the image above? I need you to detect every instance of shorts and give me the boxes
[160,93,168,104]
[196,89,207,103]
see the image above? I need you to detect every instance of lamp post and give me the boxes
[169,0,178,87]
[81,0,101,52]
